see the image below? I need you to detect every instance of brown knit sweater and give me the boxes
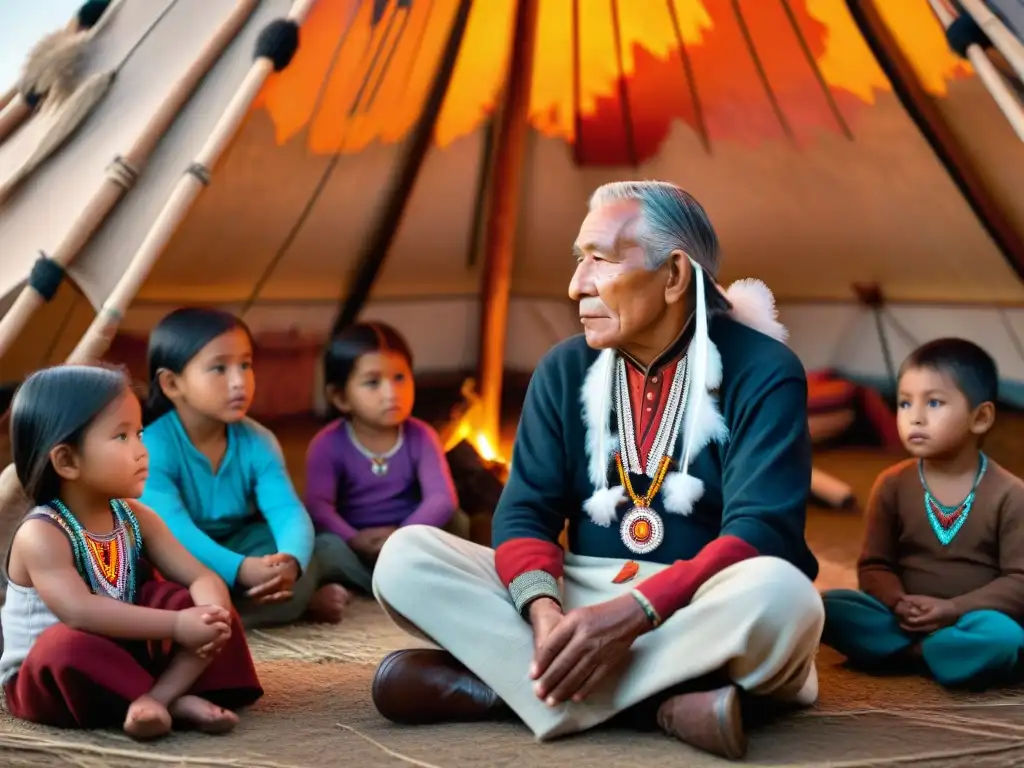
[858,457,1024,621]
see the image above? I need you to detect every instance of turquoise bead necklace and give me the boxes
[917,453,988,547]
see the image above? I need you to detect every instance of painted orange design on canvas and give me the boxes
[253,0,972,163]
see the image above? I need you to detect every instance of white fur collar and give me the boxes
[579,278,787,526]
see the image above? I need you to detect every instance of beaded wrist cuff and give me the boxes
[630,589,663,628]
[509,570,562,616]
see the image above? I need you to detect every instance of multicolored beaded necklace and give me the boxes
[918,453,988,547]
[43,498,143,603]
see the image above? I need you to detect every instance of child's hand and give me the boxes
[238,556,293,592]
[897,595,959,633]
[263,554,300,589]
[368,526,398,552]
[237,556,279,588]
[173,606,231,654]
[894,597,917,622]
[243,555,299,605]
[194,605,234,658]
[351,527,397,562]
[350,530,379,560]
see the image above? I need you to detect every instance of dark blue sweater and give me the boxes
[493,314,819,582]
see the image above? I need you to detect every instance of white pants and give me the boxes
[373,525,824,741]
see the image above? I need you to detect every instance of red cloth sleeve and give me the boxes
[635,536,758,621]
[494,538,565,587]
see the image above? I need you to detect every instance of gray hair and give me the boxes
[588,181,720,277]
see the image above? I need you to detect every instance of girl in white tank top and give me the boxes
[2,365,263,739]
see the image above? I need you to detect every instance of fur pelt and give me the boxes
[19,30,88,106]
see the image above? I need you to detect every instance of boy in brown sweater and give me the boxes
[822,338,1024,688]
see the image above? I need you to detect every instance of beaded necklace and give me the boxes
[616,356,690,478]
[44,498,143,603]
[613,355,690,554]
[918,453,988,547]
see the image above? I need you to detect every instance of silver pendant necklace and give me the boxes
[346,422,404,477]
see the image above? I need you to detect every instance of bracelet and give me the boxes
[509,570,561,616]
[630,589,663,628]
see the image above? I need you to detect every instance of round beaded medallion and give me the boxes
[620,506,665,555]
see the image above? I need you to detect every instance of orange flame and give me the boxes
[442,378,506,465]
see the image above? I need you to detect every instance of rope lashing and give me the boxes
[104,154,139,190]
[186,162,211,186]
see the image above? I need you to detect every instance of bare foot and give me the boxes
[124,694,172,740]
[169,694,240,734]
[307,583,349,624]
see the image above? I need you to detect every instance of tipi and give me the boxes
[1,0,1023,492]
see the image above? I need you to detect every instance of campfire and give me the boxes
[440,379,509,544]
[440,378,508,469]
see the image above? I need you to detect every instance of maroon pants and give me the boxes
[4,580,263,728]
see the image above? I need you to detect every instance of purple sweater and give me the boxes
[304,417,458,541]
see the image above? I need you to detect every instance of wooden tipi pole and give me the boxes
[475,0,539,449]
[0,0,260,360]
[0,0,317,558]
[927,0,1024,141]
[0,86,16,113]
[0,94,31,145]
[66,5,317,365]
[958,0,1024,84]
[847,0,1024,276]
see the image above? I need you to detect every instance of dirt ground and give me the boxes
[2,412,1024,766]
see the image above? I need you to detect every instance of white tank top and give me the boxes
[0,580,59,686]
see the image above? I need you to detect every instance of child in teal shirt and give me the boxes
[140,308,349,627]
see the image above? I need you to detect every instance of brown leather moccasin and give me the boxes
[656,684,747,760]
[372,648,508,725]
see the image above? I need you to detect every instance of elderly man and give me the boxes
[369,181,823,760]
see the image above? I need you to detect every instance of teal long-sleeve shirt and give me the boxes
[140,411,315,587]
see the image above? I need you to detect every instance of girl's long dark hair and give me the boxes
[11,365,128,505]
[323,322,413,391]
[145,308,252,425]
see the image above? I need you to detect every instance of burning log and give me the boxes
[446,440,504,545]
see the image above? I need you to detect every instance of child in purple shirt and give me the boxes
[304,323,466,594]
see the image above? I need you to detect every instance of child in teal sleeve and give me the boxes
[140,308,348,627]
